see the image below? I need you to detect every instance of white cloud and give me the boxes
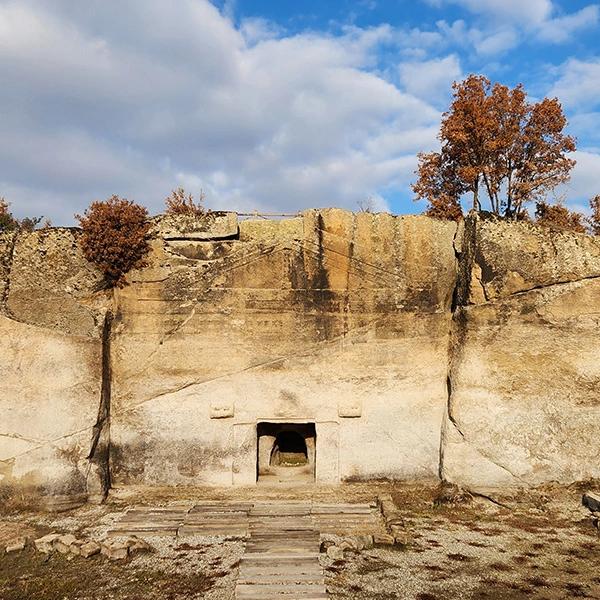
[549,58,600,110]
[398,55,462,105]
[557,151,600,205]
[426,0,552,25]
[537,5,600,42]
[428,0,599,48]
[0,0,441,222]
[435,19,518,56]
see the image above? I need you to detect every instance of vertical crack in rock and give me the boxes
[440,214,478,480]
[87,310,113,500]
[0,231,19,315]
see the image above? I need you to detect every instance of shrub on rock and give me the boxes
[76,195,150,287]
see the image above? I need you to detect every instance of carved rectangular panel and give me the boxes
[338,398,362,418]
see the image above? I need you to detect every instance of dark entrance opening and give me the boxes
[256,422,316,484]
[270,430,308,467]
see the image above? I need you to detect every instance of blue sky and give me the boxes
[1,0,599,223]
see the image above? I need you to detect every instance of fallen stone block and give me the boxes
[582,492,600,513]
[101,541,129,560]
[387,517,405,528]
[125,536,153,554]
[69,539,86,555]
[34,533,60,553]
[54,534,78,554]
[394,532,412,546]
[6,538,27,553]
[79,541,101,559]
[373,533,395,545]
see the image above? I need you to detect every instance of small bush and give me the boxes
[0,198,45,232]
[165,188,205,216]
[535,201,586,234]
[0,198,19,232]
[76,195,150,287]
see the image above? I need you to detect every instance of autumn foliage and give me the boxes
[76,195,150,287]
[534,201,586,233]
[165,188,205,216]
[414,75,576,220]
[588,196,600,236]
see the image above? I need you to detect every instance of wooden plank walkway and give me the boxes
[235,502,327,599]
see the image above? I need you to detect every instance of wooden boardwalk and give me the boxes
[236,503,327,599]
[109,500,386,599]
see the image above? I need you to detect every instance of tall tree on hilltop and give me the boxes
[413,75,576,220]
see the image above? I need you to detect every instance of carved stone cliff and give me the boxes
[0,209,598,507]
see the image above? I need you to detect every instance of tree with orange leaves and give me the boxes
[413,75,576,220]
[588,195,600,236]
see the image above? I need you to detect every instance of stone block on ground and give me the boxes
[54,534,77,554]
[101,540,129,560]
[69,539,86,555]
[79,541,101,558]
[393,532,412,546]
[34,533,60,553]
[6,537,27,553]
[125,536,153,554]
[373,533,395,545]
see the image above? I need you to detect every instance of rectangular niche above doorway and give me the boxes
[256,422,316,484]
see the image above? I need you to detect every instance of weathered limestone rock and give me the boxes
[150,212,238,240]
[69,539,86,555]
[373,533,395,545]
[0,315,102,503]
[3,209,600,497]
[583,492,600,512]
[110,210,458,486]
[5,228,103,336]
[442,215,600,489]
[472,216,600,300]
[125,536,153,554]
[0,230,17,307]
[326,545,344,560]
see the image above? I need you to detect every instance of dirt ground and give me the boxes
[1,481,599,599]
